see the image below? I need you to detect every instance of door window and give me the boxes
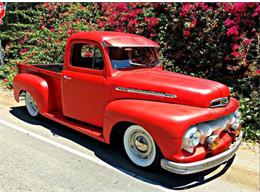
[71,43,104,70]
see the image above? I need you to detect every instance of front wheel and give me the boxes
[123,125,161,168]
[25,92,39,117]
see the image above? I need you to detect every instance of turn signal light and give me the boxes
[207,135,220,150]
[235,124,241,137]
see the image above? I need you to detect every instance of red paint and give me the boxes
[13,31,240,163]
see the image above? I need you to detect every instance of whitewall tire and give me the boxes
[123,125,161,168]
[25,92,39,117]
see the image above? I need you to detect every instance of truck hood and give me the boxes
[111,69,230,108]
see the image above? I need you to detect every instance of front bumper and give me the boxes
[161,132,243,175]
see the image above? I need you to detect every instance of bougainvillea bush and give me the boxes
[0,2,259,141]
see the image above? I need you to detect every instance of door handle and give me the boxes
[63,75,72,80]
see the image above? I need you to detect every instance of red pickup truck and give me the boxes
[13,31,242,175]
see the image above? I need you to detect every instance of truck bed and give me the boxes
[18,63,63,79]
[34,64,63,73]
[18,63,63,114]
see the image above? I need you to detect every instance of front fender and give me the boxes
[13,73,49,113]
[103,100,183,140]
[103,99,239,161]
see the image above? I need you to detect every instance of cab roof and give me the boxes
[67,31,159,47]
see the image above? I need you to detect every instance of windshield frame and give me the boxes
[108,47,160,70]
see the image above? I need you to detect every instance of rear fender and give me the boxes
[13,73,49,113]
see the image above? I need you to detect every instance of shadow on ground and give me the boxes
[9,106,235,190]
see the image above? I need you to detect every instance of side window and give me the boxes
[71,43,104,70]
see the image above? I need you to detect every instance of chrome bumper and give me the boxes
[161,133,243,175]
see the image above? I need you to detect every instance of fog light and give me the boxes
[207,135,220,150]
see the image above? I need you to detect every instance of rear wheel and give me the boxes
[123,125,161,168]
[25,92,39,117]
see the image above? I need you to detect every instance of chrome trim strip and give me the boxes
[115,87,177,99]
[210,97,229,108]
[161,132,243,175]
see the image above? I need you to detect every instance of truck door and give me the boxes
[61,42,106,127]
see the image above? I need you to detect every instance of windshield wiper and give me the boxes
[129,60,150,67]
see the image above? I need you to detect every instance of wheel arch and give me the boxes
[13,73,49,113]
[109,121,133,146]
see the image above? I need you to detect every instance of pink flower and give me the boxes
[183,30,191,37]
[40,25,46,30]
[49,27,55,32]
[128,12,137,18]
[233,3,247,13]
[231,51,240,58]
[150,32,157,37]
[233,17,241,24]
[244,38,252,46]
[239,33,246,39]
[252,5,260,17]
[117,3,127,11]
[224,3,233,12]
[190,18,197,28]
[226,26,239,37]
[120,15,128,22]
[224,57,231,61]
[128,19,138,26]
[232,44,240,51]
[200,3,208,11]
[180,3,191,17]
[135,9,143,15]
[145,17,159,26]
[145,17,159,31]
[129,2,137,8]
[255,69,260,75]
[241,51,246,58]
[19,48,29,55]
[97,19,105,28]
[224,18,235,27]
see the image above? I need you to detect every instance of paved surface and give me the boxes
[0,88,259,192]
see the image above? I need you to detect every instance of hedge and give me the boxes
[0,3,259,141]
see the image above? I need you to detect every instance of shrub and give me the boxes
[0,2,259,141]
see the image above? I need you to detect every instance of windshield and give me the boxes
[109,47,159,69]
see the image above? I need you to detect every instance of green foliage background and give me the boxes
[0,3,259,141]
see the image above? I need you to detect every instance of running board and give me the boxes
[43,112,105,142]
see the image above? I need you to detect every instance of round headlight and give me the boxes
[192,130,201,146]
[182,126,202,153]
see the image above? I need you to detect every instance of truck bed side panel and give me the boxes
[18,63,63,113]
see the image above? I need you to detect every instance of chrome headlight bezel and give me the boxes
[182,126,202,153]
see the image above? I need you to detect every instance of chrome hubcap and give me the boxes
[135,136,148,152]
[129,131,153,159]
